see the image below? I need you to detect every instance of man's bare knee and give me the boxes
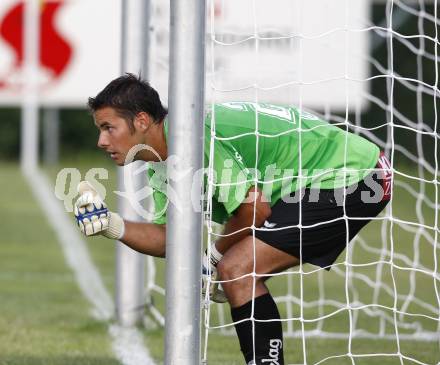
[217,258,251,282]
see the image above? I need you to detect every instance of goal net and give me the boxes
[144,0,439,363]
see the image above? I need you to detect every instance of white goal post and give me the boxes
[164,0,206,364]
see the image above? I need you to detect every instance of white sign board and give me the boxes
[0,0,370,110]
[0,0,121,107]
[150,0,370,110]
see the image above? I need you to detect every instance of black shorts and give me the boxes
[255,154,392,269]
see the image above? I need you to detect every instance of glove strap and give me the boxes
[210,243,223,267]
[103,212,125,240]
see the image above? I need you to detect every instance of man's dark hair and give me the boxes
[88,73,167,131]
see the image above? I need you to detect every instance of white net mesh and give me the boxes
[144,0,439,363]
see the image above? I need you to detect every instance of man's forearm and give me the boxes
[120,221,166,257]
[215,187,271,255]
[215,214,254,255]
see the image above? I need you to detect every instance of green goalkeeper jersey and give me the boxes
[148,102,380,224]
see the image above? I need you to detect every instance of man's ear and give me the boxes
[134,112,152,132]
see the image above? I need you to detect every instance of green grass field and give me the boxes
[0,162,119,365]
[1,158,439,364]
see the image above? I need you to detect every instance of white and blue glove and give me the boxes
[202,244,227,303]
[74,181,125,240]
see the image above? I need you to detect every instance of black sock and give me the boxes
[231,293,284,365]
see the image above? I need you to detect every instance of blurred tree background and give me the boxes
[0,108,98,161]
[365,3,438,167]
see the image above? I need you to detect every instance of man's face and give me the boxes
[94,107,143,166]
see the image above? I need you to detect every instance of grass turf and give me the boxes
[2,157,438,364]
[0,162,119,365]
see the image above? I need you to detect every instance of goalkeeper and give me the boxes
[75,74,391,365]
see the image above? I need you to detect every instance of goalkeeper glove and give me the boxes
[202,243,227,303]
[74,181,125,240]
